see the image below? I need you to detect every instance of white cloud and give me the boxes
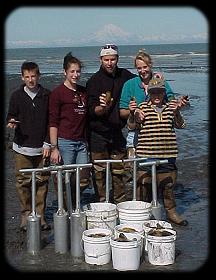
[6,40,45,48]
[136,32,208,44]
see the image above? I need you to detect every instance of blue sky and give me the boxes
[5,6,208,48]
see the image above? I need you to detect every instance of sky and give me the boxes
[5,6,208,48]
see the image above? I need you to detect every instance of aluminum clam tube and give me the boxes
[54,169,69,254]
[65,171,73,216]
[105,161,111,202]
[27,170,41,254]
[70,166,86,258]
[151,163,162,220]
[133,160,137,201]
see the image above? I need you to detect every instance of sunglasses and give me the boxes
[101,44,118,51]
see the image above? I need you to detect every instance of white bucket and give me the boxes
[110,236,141,271]
[85,202,117,230]
[82,228,113,265]
[143,220,173,261]
[114,224,144,257]
[117,201,152,225]
[145,228,176,266]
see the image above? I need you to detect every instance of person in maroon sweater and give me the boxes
[49,53,89,209]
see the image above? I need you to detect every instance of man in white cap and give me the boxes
[86,44,135,203]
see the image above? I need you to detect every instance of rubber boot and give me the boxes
[166,208,188,226]
[136,183,151,202]
[164,186,188,226]
[94,170,106,202]
[136,171,152,201]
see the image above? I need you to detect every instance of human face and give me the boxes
[149,90,165,106]
[21,69,40,91]
[135,59,152,82]
[100,55,118,74]
[64,63,81,86]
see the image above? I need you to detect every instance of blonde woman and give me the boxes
[119,49,187,158]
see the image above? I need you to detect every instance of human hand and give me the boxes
[134,108,145,122]
[7,118,20,129]
[42,147,51,158]
[129,97,137,113]
[178,95,190,108]
[153,72,164,79]
[168,99,179,112]
[50,148,61,165]
[99,93,113,108]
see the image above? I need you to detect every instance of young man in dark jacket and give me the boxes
[6,61,51,231]
[86,44,135,203]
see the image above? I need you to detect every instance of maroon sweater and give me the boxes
[49,83,87,141]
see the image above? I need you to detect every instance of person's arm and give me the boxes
[86,77,103,117]
[173,110,186,128]
[49,89,62,164]
[49,126,61,164]
[168,101,186,128]
[127,111,136,130]
[119,79,134,119]
[120,98,137,120]
[6,91,19,128]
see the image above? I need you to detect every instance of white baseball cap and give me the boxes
[100,44,118,57]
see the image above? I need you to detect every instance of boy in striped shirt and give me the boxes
[128,77,188,226]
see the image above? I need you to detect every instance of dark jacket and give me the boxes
[86,66,135,134]
[6,84,50,148]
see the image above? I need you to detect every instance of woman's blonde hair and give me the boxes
[134,49,152,68]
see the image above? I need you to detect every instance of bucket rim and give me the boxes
[117,201,152,213]
[114,224,144,234]
[85,202,117,214]
[145,228,176,241]
[143,219,173,231]
[82,228,113,242]
[110,236,141,248]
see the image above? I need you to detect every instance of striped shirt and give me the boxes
[136,101,185,159]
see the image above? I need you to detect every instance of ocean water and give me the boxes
[5,43,208,75]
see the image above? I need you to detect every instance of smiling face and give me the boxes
[149,89,165,106]
[100,55,118,74]
[135,59,152,82]
[64,62,81,86]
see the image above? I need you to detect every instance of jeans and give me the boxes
[126,129,139,148]
[58,138,90,209]
[58,137,89,165]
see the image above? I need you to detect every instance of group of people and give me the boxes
[6,43,189,232]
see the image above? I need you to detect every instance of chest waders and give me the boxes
[139,159,168,220]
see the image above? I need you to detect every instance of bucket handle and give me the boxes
[82,236,111,258]
[101,216,115,233]
[84,248,111,258]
